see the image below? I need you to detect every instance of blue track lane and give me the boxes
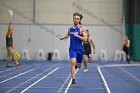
[0,60,140,93]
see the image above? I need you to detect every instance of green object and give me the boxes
[125,24,140,61]
[6,35,13,47]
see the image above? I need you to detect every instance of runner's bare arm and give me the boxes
[60,27,70,40]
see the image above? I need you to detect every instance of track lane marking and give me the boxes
[20,67,59,93]
[6,65,57,93]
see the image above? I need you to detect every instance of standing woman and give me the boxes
[122,36,130,64]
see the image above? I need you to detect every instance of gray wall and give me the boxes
[0,0,124,61]
[0,24,123,61]
[0,0,123,24]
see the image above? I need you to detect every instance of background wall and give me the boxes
[0,0,123,61]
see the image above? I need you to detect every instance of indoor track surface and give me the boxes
[0,60,140,93]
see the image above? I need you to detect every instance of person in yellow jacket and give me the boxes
[6,21,21,67]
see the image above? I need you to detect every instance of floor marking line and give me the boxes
[0,68,16,75]
[4,65,33,76]
[6,65,57,93]
[3,86,104,90]
[20,67,59,93]
[100,64,140,68]
[119,67,140,82]
[97,63,140,93]
[0,67,38,84]
[57,72,71,93]
[97,66,111,93]
[64,68,79,93]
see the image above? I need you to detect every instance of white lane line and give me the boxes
[97,66,111,93]
[6,65,57,93]
[0,67,16,74]
[119,67,140,82]
[101,64,140,67]
[3,86,104,90]
[64,68,79,93]
[20,67,59,93]
[57,73,71,93]
[0,67,38,84]
[97,64,140,93]
[4,66,32,76]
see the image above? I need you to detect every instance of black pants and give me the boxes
[123,51,130,63]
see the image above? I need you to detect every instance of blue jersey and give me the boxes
[69,26,83,50]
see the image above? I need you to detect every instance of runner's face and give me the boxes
[73,15,80,25]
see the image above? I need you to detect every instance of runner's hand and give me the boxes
[60,37,64,40]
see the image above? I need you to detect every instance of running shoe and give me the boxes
[72,79,76,84]
[84,69,88,72]
[75,66,78,69]
[16,64,21,68]
[6,64,12,67]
